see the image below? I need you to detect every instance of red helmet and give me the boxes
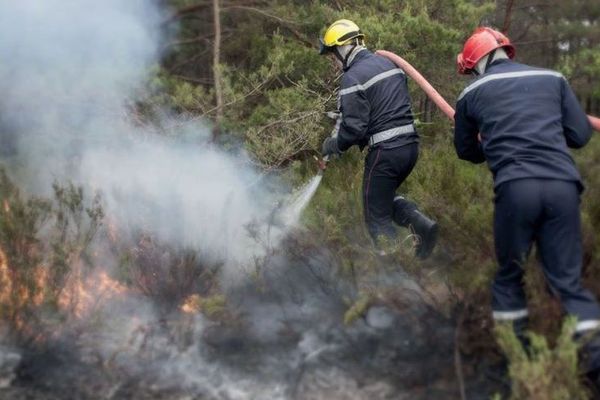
[457,27,515,74]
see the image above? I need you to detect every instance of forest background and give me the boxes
[1,0,600,398]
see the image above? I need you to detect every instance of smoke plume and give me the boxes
[0,2,466,399]
[0,0,286,280]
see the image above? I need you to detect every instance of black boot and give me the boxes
[576,331,600,392]
[513,317,531,353]
[407,210,438,259]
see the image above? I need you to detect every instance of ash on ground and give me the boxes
[1,243,498,400]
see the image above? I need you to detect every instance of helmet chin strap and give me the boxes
[473,48,509,75]
[333,46,346,65]
[342,44,357,69]
[334,40,362,69]
[483,49,497,72]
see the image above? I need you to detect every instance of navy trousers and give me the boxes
[492,178,600,334]
[362,143,418,241]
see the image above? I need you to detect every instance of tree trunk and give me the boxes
[501,0,515,34]
[212,0,223,139]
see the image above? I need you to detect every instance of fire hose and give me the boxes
[375,49,600,132]
[318,51,600,171]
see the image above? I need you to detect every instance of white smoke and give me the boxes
[0,2,380,398]
[0,0,287,279]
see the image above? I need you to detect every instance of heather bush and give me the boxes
[495,317,588,400]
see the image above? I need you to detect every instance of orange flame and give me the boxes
[0,247,11,305]
[0,246,49,330]
[32,266,48,306]
[180,294,202,314]
[59,270,128,319]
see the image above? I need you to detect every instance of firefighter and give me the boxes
[454,26,600,377]
[319,19,438,258]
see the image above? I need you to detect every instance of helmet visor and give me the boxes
[318,38,333,55]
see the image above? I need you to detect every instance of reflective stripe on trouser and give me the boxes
[492,310,530,350]
[492,179,600,326]
[576,320,600,334]
[362,143,418,241]
[492,309,529,321]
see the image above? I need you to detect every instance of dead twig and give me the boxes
[222,5,314,47]
[254,111,321,135]
[454,304,468,400]
[162,2,211,25]
[222,5,298,25]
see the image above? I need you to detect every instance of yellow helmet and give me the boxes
[319,19,365,55]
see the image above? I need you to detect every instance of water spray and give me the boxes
[278,107,337,227]
[279,154,328,229]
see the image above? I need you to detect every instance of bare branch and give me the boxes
[513,38,558,45]
[163,0,269,24]
[222,5,314,47]
[163,2,210,25]
[254,111,321,135]
[163,34,215,49]
[172,75,215,85]
[222,5,298,25]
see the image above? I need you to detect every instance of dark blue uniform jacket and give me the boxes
[335,49,418,151]
[454,59,592,191]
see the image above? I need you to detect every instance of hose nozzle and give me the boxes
[314,155,329,173]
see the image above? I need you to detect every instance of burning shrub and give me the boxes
[49,182,104,314]
[118,235,223,313]
[0,168,104,341]
[0,169,51,330]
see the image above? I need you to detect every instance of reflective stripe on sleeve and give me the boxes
[340,68,404,96]
[458,70,565,101]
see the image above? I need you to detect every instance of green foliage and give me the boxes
[201,294,227,319]
[574,136,600,315]
[343,293,372,325]
[495,317,588,400]
[245,83,326,167]
[405,132,497,290]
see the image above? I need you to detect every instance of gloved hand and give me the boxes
[321,136,341,157]
[325,111,341,120]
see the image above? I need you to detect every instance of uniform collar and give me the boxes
[486,58,512,72]
[344,48,369,71]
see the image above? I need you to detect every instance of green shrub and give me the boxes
[495,317,588,400]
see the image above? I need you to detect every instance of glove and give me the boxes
[325,111,341,120]
[321,136,341,157]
